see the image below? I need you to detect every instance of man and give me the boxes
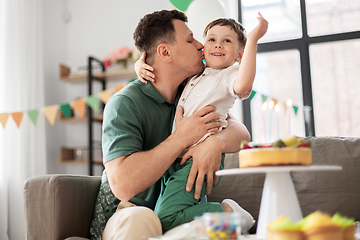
[90,9,250,240]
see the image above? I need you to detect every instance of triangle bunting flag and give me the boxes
[98,90,112,104]
[27,110,40,126]
[60,103,72,119]
[11,112,24,128]
[0,113,10,129]
[261,94,268,103]
[86,95,100,113]
[113,84,125,93]
[72,99,86,118]
[271,99,278,106]
[249,90,257,101]
[43,105,58,125]
[293,106,299,115]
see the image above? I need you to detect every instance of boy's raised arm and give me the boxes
[233,12,268,98]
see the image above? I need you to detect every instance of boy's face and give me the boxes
[203,25,243,69]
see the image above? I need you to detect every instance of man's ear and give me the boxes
[157,44,172,62]
[235,48,244,62]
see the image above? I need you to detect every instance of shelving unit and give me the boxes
[59,57,137,175]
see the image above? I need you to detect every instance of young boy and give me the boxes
[135,13,268,232]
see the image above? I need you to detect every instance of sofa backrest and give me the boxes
[295,137,360,220]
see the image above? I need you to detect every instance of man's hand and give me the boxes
[181,135,225,199]
[174,105,221,149]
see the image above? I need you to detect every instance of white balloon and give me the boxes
[186,0,228,44]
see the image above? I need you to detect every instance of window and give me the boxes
[239,0,360,141]
[306,0,360,37]
[310,39,360,137]
[251,50,305,143]
[242,0,302,43]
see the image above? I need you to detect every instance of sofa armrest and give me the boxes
[24,174,101,240]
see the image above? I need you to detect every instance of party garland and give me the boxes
[0,84,127,129]
[0,88,299,130]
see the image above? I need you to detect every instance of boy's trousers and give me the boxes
[155,156,225,231]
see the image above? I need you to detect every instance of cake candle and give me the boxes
[268,100,275,143]
[287,99,293,135]
[262,102,267,143]
[275,104,280,139]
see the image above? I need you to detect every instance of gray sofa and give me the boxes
[24,137,360,239]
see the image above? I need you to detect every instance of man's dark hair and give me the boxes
[133,10,187,63]
[203,18,247,48]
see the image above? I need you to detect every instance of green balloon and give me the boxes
[170,0,193,11]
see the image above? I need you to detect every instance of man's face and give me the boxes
[171,19,205,77]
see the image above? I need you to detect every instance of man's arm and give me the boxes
[181,113,250,199]
[216,113,250,153]
[105,105,221,202]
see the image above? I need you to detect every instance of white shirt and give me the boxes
[173,64,247,144]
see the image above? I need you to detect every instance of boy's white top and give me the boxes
[173,64,247,133]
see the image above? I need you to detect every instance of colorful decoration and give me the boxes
[97,89,112,104]
[203,213,239,239]
[60,104,72,119]
[0,113,9,128]
[0,84,126,129]
[86,95,100,113]
[261,94,268,103]
[249,90,257,101]
[72,99,86,118]
[293,106,299,115]
[11,112,24,128]
[287,99,293,135]
[170,0,193,11]
[114,85,125,93]
[27,110,39,126]
[275,104,280,139]
[103,47,140,69]
[261,101,268,143]
[249,90,301,142]
[43,105,58,126]
[0,87,303,130]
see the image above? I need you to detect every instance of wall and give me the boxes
[43,0,242,176]
[43,0,68,174]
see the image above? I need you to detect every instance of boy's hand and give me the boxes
[134,52,155,84]
[248,12,268,42]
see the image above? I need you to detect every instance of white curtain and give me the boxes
[0,0,47,239]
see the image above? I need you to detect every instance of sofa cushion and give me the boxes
[294,137,360,220]
[24,175,101,240]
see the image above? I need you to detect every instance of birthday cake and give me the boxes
[239,136,312,168]
[267,211,356,240]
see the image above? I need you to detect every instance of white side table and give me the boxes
[216,165,342,239]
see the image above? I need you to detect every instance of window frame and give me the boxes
[239,0,360,138]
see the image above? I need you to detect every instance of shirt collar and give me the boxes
[137,79,182,105]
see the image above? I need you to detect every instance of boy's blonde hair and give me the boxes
[203,18,247,48]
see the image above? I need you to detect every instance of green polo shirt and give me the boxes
[103,79,181,165]
[103,79,183,207]
[90,79,183,239]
